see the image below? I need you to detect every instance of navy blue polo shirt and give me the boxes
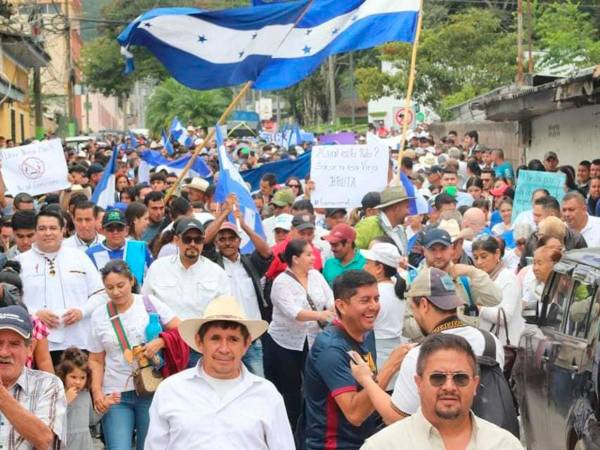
[303,321,377,450]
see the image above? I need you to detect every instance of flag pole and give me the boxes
[164,81,253,202]
[395,1,423,182]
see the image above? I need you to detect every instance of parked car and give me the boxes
[515,249,600,450]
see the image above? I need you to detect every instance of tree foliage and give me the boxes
[145,78,232,134]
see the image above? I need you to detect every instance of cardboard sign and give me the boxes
[0,139,69,196]
[511,170,566,221]
[311,144,389,208]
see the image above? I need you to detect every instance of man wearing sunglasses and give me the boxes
[143,218,230,365]
[360,334,522,449]
[350,267,504,425]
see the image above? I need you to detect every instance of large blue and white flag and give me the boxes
[161,129,174,155]
[128,131,139,149]
[138,150,211,183]
[214,125,265,254]
[92,147,118,208]
[117,0,420,90]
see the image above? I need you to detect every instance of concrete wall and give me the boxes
[80,93,124,133]
[430,120,522,166]
[529,104,600,167]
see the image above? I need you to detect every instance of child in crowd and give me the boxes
[56,347,116,450]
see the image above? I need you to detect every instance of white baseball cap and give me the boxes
[273,213,293,231]
[361,242,401,268]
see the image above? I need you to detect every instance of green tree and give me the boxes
[355,8,516,118]
[535,0,600,69]
[145,78,232,134]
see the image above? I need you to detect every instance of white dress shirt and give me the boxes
[142,254,230,319]
[223,256,261,320]
[17,245,105,351]
[63,233,101,251]
[578,214,600,247]
[145,363,294,450]
[268,269,334,351]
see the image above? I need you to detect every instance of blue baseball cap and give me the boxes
[423,228,452,249]
[0,305,32,339]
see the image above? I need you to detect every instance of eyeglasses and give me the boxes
[181,235,204,245]
[428,371,472,387]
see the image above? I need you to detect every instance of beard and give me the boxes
[435,405,461,420]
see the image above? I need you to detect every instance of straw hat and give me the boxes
[438,219,473,242]
[375,185,413,209]
[179,296,268,352]
[418,153,438,168]
[185,177,209,192]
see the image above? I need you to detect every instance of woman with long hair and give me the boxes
[125,202,149,241]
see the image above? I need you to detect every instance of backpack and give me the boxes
[472,329,520,438]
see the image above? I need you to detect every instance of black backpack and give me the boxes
[472,329,520,438]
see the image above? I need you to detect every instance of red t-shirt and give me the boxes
[265,237,323,280]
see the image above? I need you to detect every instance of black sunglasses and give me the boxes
[429,372,472,388]
[182,235,204,245]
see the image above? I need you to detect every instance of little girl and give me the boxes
[56,347,117,450]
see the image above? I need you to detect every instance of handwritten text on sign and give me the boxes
[0,139,69,196]
[511,170,566,222]
[311,144,388,208]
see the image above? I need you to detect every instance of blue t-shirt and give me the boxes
[303,322,378,450]
[86,240,153,270]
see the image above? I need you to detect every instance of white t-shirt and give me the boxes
[391,326,504,415]
[88,294,176,394]
[374,282,406,340]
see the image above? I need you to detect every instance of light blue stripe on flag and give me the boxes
[91,147,118,208]
[214,125,265,254]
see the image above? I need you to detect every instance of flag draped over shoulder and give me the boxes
[117,0,420,91]
[91,147,118,208]
[214,125,265,254]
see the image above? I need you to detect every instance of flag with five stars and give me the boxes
[117,0,420,90]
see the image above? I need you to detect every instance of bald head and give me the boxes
[462,207,486,234]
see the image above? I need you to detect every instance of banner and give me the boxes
[318,132,357,145]
[512,170,566,221]
[310,144,389,208]
[0,139,69,196]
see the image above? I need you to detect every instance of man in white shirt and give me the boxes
[561,191,600,247]
[360,333,522,450]
[351,267,505,425]
[145,295,294,450]
[142,218,230,365]
[17,209,105,364]
[63,200,101,251]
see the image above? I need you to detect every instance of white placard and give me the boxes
[310,144,389,208]
[0,139,69,196]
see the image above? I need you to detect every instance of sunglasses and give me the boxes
[105,225,125,233]
[181,235,204,245]
[428,371,472,388]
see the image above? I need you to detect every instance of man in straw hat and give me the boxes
[355,185,413,256]
[145,295,294,449]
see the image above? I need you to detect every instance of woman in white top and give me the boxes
[472,236,525,345]
[88,260,180,450]
[264,239,334,429]
[362,242,407,390]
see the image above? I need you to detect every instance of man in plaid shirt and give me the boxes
[0,305,66,449]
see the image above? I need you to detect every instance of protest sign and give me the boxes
[311,144,389,208]
[0,139,69,196]
[511,170,566,221]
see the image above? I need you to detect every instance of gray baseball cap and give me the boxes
[0,305,32,339]
[406,267,463,310]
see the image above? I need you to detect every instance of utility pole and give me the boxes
[349,53,356,128]
[32,0,43,139]
[64,0,75,135]
[328,55,336,126]
[527,0,534,74]
[516,0,524,86]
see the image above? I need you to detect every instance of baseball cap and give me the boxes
[0,305,33,339]
[544,151,558,161]
[324,208,347,218]
[271,189,295,207]
[175,218,204,236]
[406,267,463,310]
[423,228,452,248]
[291,214,315,231]
[102,209,126,227]
[323,223,356,244]
[361,242,401,268]
[361,192,381,210]
[217,222,241,238]
[273,213,293,231]
[87,163,104,177]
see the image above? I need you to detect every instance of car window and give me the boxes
[543,273,573,331]
[563,280,596,339]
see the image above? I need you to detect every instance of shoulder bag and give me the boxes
[285,269,327,329]
[106,299,164,396]
[491,307,518,381]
